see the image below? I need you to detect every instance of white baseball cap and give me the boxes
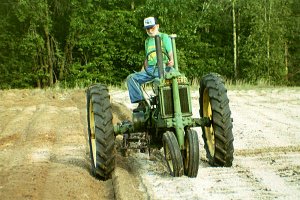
[144,17,158,29]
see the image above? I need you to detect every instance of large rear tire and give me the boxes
[86,84,115,180]
[199,73,234,167]
[162,131,184,177]
[183,128,199,177]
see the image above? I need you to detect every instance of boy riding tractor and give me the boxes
[86,17,234,180]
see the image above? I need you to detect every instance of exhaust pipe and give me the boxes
[154,35,164,78]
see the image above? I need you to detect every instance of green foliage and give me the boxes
[286,0,300,85]
[68,3,145,85]
[0,0,299,89]
[237,0,289,84]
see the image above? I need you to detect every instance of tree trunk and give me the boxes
[232,0,237,80]
[60,33,74,81]
[45,26,53,87]
[265,0,271,83]
[285,42,288,81]
[44,3,53,87]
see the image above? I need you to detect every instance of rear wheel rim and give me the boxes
[203,88,215,157]
[89,99,97,167]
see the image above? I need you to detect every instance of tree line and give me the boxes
[0,0,299,89]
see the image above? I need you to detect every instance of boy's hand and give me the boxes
[167,59,174,67]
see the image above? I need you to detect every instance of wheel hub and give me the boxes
[203,88,215,157]
[89,100,97,167]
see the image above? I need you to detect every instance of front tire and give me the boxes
[162,131,184,177]
[86,84,115,180]
[183,128,199,177]
[200,73,234,167]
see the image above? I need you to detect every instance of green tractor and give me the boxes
[86,35,234,180]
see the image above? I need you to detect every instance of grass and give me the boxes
[188,77,300,93]
[225,79,300,91]
[225,79,275,90]
[110,79,300,92]
[7,77,296,93]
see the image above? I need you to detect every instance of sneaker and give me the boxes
[133,101,147,112]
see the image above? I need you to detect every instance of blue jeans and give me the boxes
[127,66,173,103]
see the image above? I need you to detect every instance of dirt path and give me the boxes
[0,89,115,199]
[0,87,300,199]
[111,88,300,200]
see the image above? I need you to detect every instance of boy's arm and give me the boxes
[144,40,148,68]
[144,59,148,68]
[167,51,174,67]
[164,34,174,67]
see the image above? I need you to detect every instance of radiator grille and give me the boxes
[161,86,191,117]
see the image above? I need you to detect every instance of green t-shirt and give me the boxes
[145,32,172,66]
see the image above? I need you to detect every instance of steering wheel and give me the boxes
[145,50,171,77]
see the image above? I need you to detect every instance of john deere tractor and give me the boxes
[86,35,234,180]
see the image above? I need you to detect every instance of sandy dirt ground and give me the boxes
[0,87,299,199]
